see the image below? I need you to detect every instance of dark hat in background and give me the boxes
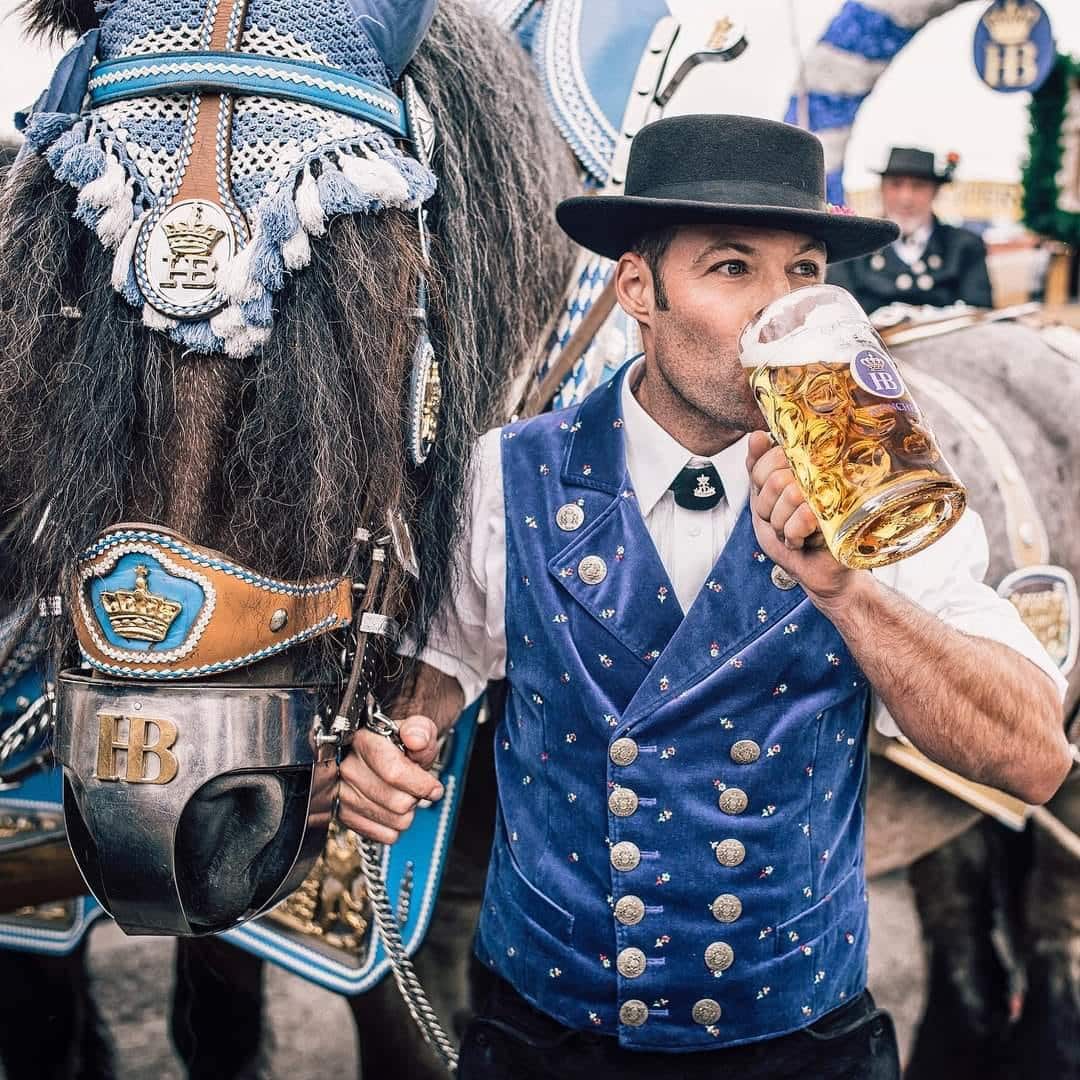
[555,114,899,264]
[876,146,958,184]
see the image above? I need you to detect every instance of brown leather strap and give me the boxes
[517,278,618,420]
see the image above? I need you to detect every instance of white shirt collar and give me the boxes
[620,359,751,517]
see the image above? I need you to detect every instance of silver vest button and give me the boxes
[705,941,734,972]
[617,946,647,978]
[770,564,798,590]
[556,503,585,531]
[610,737,638,767]
[715,838,745,867]
[578,555,607,585]
[692,998,722,1026]
[610,841,641,872]
[719,787,748,815]
[730,739,760,765]
[614,895,645,926]
[609,787,639,817]
[619,999,649,1027]
[711,893,743,923]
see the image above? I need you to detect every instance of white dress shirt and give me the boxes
[893,220,933,266]
[419,364,1066,734]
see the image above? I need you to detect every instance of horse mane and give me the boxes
[0,0,579,670]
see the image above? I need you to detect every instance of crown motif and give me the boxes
[100,565,183,643]
[162,204,226,259]
[708,17,735,50]
[983,0,1040,47]
[861,354,888,372]
[694,474,717,498]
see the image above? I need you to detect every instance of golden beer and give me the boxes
[739,285,966,569]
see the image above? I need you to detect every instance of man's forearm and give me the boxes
[813,573,1071,805]
[392,660,466,734]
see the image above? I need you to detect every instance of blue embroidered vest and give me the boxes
[474,364,873,1051]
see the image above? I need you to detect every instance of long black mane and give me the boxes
[0,0,579,668]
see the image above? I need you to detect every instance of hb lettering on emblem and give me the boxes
[868,371,900,394]
[95,713,179,784]
[983,42,1039,88]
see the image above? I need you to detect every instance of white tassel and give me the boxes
[209,303,247,340]
[96,180,135,247]
[295,168,326,236]
[281,227,311,270]
[339,153,410,205]
[217,241,261,304]
[142,304,177,331]
[77,156,127,210]
[111,213,144,290]
[222,326,272,359]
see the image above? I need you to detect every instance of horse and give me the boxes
[0,0,578,1076]
[865,320,1080,1079]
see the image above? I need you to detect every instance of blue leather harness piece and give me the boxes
[87,51,409,137]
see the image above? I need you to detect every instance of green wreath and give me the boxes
[1023,53,1080,246]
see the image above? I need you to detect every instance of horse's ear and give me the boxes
[350,0,438,80]
[18,0,99,40]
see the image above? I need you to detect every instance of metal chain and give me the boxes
[355,833,459,1073]
[0,692,53,770]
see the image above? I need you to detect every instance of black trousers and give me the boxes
[459,973,900,1080]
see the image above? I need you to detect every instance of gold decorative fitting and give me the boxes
[711,893,743,923]
[730,739,760,764]
[619,999,649,1026]
[269,608,288,632]
[719,787,749,815]
[578,555,608,585]
[705,941,734,972]
[101,564,182,643]
[609,787,639,817]
[617,947,647,978]
[610,737,638,766]
[615,895,646,926]
[715,838,746,867]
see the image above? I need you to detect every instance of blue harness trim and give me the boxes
[87,52,408,137]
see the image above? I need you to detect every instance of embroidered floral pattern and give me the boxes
[615,545,625,561]
[759,865,774,878]
[657,586,669,603]
[552,613,568,623]
[598,654,613,668]
[654,935,670,948]
[532,693,544,705]
[773,683,788,695]
[783,623,799,635]
[759,927,774,941]
[709,641,720,658]
[826,652,840,666]
[604,713,618,727]
[730,658,744,669]
[525,515,538,529]
[569,851,579,862]
[600,608,615,619]
[523,635,534,648]
[559,566,575,578]
[565,732,577,743]
[560,672,571,684]
[582,464,592,476]
[660,746,676,759]
[756,986,771,999]
[845,931,856,945]
[757,607,768,622]
[522,775,532,785]
[643,649,660,662]
[706,579,723,593]
[567,792,577,803]
[657,808,672,822]
[599,954,610,968]
[656,871,671,885]
[549,967,562,978]
[659,676,670,691]
[761,804,776,817]
[753,551,767,563]
[612,418,624,429]
[767,744,782,757]
[539,464,550,476]
[720,717,734,729]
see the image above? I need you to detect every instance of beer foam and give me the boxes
[738,285,878,369]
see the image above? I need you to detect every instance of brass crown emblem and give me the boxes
[983,0,1040,47]
[162,204,226,259]
[861,354,888,372]
[100,565,183,643]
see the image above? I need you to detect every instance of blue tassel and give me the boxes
[56,141,108,188]
[74,200,104,231]
[318,168,370,216]
[23,112,80,154]
[259,194,299,246]
[248,231,285,294]
[45,126,89,173]
[120,263,142,307]
[172,319,221,354]
[240,291,274,329]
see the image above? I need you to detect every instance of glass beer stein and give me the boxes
[738,284,966,570]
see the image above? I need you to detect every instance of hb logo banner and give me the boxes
[95,713,179,784]
[974,0,1055,94]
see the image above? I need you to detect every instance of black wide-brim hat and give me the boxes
[556,114,898,264]
[875,146,954,184]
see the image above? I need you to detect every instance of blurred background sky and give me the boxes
[1,0,1079,191]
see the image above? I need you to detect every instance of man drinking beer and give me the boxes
[340,115,1070,1079]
